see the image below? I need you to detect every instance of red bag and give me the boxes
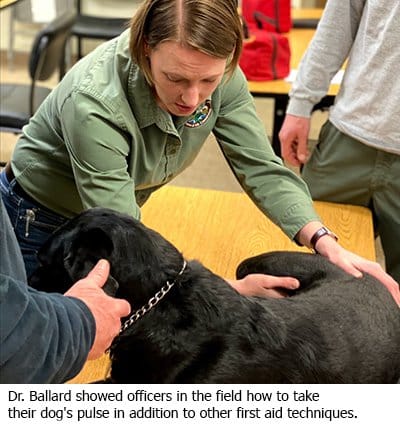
[242,0,292,33]
[239,28,290,81]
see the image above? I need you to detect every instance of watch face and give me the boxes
[310,227,338,252]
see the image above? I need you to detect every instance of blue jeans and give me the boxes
[0,169,67,278]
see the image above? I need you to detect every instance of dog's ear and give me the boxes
[63,227,119,295]
[36,228,68,266]
[31,227,75,292]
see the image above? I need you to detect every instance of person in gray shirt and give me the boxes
[279,0,400,283]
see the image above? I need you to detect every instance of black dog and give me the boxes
[30,208,400,383]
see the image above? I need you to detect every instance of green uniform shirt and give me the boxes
[11,29,319,240]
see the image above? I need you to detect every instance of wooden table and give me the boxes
[0,0,21,9]
[68,185,375,383]
[247,8,339,154]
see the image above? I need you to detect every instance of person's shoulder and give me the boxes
[214,67,251,107]
[65,30,135,111]
[219,67,249,94]
[80,30,132,88]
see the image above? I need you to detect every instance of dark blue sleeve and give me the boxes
[0,275,96,383]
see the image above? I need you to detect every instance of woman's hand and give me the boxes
[316,235,400,306]
[227,274,300,298]
[296,222,400,306]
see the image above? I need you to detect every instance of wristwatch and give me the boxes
[310,227,338,253]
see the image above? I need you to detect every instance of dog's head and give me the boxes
[29,208,184,306]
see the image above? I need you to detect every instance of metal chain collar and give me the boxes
[118,260,187,335]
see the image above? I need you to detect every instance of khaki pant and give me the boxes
[302,120,400,283]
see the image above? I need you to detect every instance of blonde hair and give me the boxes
[129,0,243,85]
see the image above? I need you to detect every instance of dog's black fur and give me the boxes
[30,208,400,383]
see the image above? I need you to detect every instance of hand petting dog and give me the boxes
[227,274,300,298]
[315,237,400,307]
[65,259,131,359]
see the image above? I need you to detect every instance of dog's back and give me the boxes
[238,252,400,383]
[108,254,400,383]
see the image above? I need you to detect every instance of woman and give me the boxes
[1,0,398,301]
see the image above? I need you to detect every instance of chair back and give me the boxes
[28,10,77,82]
[27,10,76,115]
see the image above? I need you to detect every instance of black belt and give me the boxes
[4,162,41,205]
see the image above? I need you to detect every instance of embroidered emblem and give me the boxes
[185,100,212,128]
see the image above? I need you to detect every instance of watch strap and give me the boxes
[310,227,338,253]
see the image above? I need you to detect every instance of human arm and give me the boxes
[280,0,366,165]
[60,94,141,218]
[0,260,130,383]
[212,69,399,303]
[227,222,399,304]
[227,274,300,298]
[227,221,399,303]
[0,274,95,383]
[296,221,400,306]
[213,68,321,243]
[279,114,311,166]
[64,259,131,360]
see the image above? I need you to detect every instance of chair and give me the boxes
[70,0,130,60]
[0,10,77,135]
[7,0,73,70]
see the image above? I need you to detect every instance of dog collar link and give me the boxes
[118,259,187,335]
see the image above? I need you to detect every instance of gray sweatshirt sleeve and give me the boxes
[287,0,365,117]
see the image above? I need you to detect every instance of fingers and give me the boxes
[358,268,399,307]
[86,259,110,287]
[252,275,300,299]
[360,263,400,306]
[85,295,131,360]
[326,248,400,307]
[114,297,131,317]
[83,260,131,314]
[64,258,132,360]
[280,132,301,166]
[87,295,131,360]
[296,137,309,164]
[335,260,363,279]
[279,115,311,166]
[285,144,302,166]
[270,276,300,290]
[227,274,300,298]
